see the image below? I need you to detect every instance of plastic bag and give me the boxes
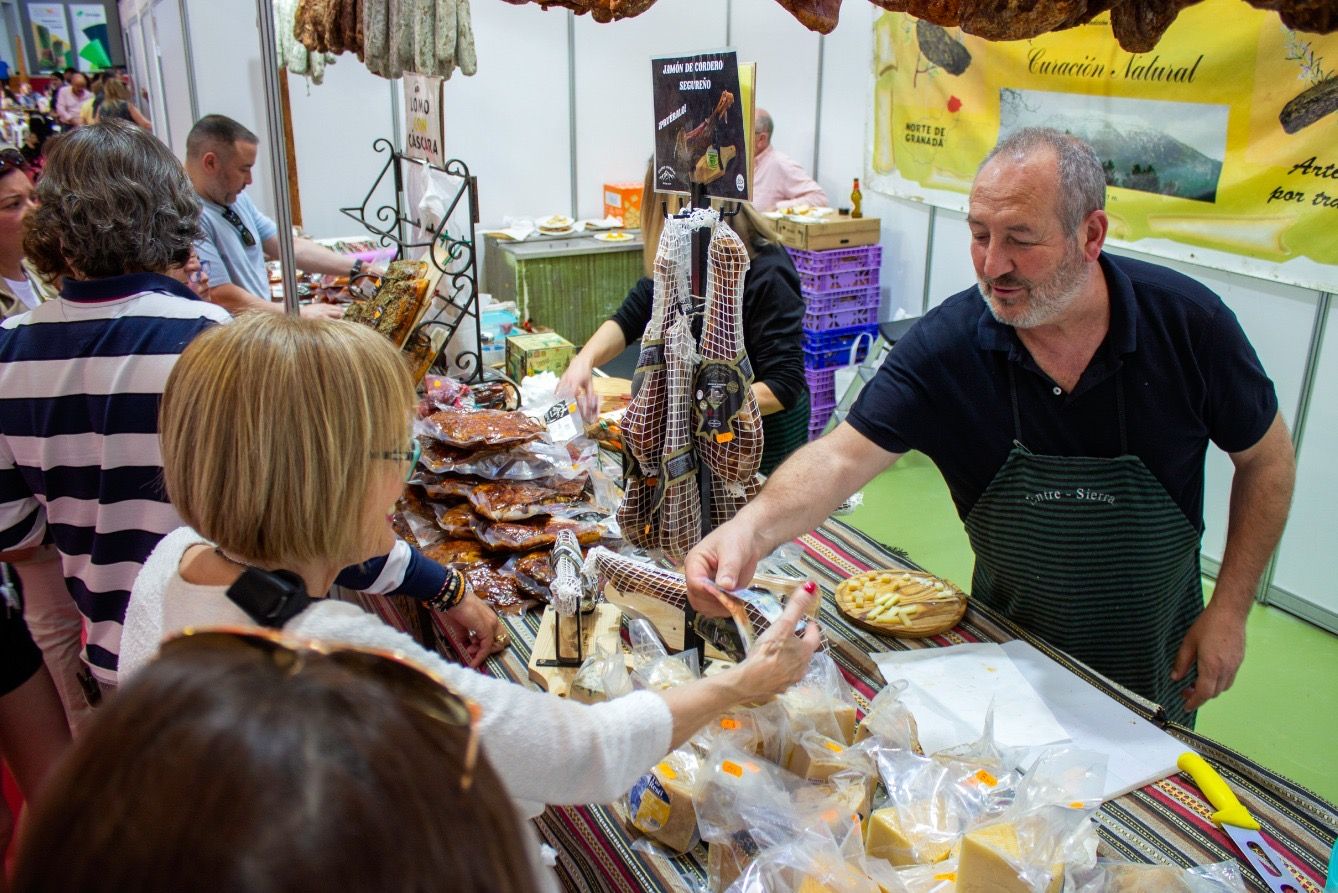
[854,680,923,753]
[628,618,700,691]
[725,834,883,893]
[894,860,959,893]
[868,747,988,867]
[779,652,859,762]
[625,747,702,855]
[954,802,1098,893]
[421,406,545,450]
[570,643,632,704]
[1066,858,1247,893]
[412,437,584,481]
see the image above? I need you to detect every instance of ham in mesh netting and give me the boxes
[694,220,762,484]
[621,221,687,471]
[656,308,701,562]
[709,472,762,532]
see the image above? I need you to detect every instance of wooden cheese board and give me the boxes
[832,569,967,638]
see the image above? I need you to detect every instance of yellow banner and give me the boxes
[871,3,1338,285]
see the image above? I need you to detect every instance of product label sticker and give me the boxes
[628,773,672,832]
[693,360,748,441]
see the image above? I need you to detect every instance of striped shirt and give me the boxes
[0,274,232,682]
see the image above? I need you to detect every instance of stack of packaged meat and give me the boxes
[392,404,613,612]
[616,209,765,564]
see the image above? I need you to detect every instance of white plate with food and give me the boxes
[537,214,575,234]
[593,231,634,243]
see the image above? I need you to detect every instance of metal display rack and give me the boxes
[340,139,487,383]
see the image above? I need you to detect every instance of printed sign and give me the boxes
[27,3,73,72]
[403,73,444,166]
[869,2,1338,290]
[651,50,750,200]
[70,5,111,71]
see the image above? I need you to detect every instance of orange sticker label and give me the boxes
[715,431,735,443]
[973,769,998,787]
[1068,801,1086,809]
[933,873,957,882]
[822,740,844,754]
[721,760,743,778]
[656,762,677,781]
[720,717,740,731]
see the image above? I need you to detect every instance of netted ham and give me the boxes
[621,222,685,474]
[424,407,544,450]
[472,516,604,552]
[464,564,526,613]
[432,503,480,539]
[656,311,702,563]
[466,473,588,521]
[709,473,762,531]
[615,470,660,551]
[422,538,488,567]
[694,222,762,484]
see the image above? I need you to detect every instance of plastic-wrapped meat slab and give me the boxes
[465,473,588,521]
[424,407,544,450]
[472,516,604,552]
[422,538,488,567]
[513,550,556,601]
[463,564,527,613]
[432,503,480,539]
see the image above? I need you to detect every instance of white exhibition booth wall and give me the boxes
[118,0,1337,633]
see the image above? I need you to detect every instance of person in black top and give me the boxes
[559,168,809,475]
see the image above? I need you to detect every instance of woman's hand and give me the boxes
[446,593,505,669]
[556,356,599,422]
[730,582,822,702]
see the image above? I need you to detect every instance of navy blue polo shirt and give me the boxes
[847,253,1278,531]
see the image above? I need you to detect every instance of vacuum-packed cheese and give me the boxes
[956,822,1062,893]
[865,801,954,866]
[627,756,698,853]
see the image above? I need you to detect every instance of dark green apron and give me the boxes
[760,389,810,476]
[963,365,1203,726]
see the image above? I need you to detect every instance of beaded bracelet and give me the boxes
[427,568,467,613]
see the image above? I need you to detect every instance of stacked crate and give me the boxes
[789,244,883,440]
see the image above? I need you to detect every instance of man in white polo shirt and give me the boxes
[184,115,380,319]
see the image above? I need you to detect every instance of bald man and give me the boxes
[752,108,829,212]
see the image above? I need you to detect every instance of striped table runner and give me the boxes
[351,518,1336,893]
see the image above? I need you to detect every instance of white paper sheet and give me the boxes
[872,643,1071,754]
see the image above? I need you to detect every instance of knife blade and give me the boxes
[1178,752,1301,893]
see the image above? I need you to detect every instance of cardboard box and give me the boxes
[603,182,643,229]
[776,216,880,251]
[506,331,575,382]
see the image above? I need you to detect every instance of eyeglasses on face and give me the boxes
[374,438,422,482]
[162,626,481,789]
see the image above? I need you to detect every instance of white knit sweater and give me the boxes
[121,528,674,825]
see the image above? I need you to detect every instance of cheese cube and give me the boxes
[864,802,953,866]
[786,735,849,781]
[627,760,697,853]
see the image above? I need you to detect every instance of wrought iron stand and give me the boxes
[340,139,487,383]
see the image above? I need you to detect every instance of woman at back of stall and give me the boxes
[95,79,152,131]
[12,626,541,893]
[558,163,811,474]
[116,312,821,830]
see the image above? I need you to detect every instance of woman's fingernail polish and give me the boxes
[803,581,817,594]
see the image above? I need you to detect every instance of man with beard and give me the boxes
[684,128,1295,727]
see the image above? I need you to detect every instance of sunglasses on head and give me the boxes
[0,148,26,177]
[162,626,481,789]
[374,438,422,482]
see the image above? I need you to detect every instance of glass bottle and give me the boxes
[851,178,863,218]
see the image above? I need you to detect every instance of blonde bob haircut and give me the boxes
[160,313,415,568]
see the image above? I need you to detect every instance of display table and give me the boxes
[355,519,1336,893]
[482,232,644,346]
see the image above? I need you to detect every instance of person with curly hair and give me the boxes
[0,120,233,700]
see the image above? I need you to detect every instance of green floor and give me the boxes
[842,451,1338,805]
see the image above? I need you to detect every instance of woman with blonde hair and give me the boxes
[559,164,810,474]
[119,312,820,845]
[95,78,152,131]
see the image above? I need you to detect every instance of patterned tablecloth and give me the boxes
[356,518,1337,893]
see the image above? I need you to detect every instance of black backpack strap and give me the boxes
[225,567,314,629]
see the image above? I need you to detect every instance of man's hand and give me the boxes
[300,302,345,320]
[684,519,767,619]
[445,593,504,669]
[1172,601,1247,712]
[556,356,599,422]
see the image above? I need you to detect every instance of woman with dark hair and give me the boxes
[12,627,541,893]
[559,164,810,475]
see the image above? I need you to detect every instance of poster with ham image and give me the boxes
[651,50,750,201]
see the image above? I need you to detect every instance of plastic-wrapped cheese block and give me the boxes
[626,751,699,854]
[956,822,1062,893]
[864,801,956,867]
[786,733,851,782]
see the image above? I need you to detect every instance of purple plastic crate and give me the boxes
[805,367,836,406]
[804,303,879,332]
[809,394,836,417]
[787,245,882,275]
[800,266,879,294]
[804,285,881,316]
[808,418,831,441]
[802,323,879,370]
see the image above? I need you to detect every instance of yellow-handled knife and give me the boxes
[1178,752,1299,893]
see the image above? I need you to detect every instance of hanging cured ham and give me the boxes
[656,310,702,562]
[694,221,762,485]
